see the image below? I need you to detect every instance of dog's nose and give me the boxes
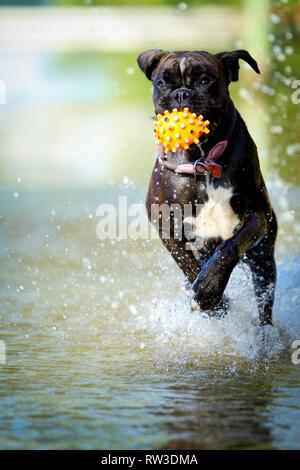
[172,88,191,104]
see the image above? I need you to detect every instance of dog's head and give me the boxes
[137,49,260,129]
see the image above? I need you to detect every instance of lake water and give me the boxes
[1,32,300,449]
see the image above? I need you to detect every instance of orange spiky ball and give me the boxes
[154,107,210,154]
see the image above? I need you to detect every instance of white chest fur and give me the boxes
[185,184,240,240]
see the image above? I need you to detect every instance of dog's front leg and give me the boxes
[192,212,267,311]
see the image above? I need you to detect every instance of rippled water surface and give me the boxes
[1,185,300,450]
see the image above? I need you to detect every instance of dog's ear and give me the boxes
[215,49,260,84]
[137,49,167,80]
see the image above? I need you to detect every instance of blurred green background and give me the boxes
[0,0,299,187]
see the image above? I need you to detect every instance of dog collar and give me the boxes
[159,140,228,179]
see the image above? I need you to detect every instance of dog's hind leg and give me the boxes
[245,247,276,326]
[244,211,277,326]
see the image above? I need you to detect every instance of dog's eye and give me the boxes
[200,77,210,85]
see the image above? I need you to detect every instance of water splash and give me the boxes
[131,261,300,366]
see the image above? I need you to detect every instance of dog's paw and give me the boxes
[192,251,236,310]
[190,298,201,311]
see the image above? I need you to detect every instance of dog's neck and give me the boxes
[197,100,236,157]
[160,100,236,164]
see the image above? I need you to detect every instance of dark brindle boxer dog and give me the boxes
[137,49,277,326]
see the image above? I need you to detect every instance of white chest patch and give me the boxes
[185,184,240,240]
